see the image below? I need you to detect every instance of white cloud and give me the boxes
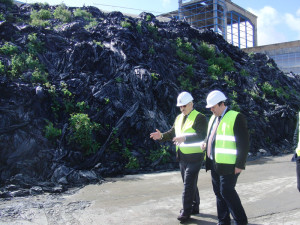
[285,12,300,39]
[297,8,300,17]
[247,6,287,45]
[162,0,171,7]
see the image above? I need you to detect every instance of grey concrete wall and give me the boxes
[243,40,300,53]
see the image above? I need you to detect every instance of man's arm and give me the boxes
[161,124,176,141]
[234,113,249,170]
[185,113,207,143]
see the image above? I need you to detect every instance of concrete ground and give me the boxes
[0,154,299,225]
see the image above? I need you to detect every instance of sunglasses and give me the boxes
[180,103,188,108]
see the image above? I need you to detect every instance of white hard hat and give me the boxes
[206,90,227,108]
[176,92,194,106]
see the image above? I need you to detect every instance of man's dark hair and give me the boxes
[218,101,226,106]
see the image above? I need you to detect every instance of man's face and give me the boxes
[209,103,224,117]
[180,102,193,115]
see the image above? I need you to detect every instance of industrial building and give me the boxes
[161,0,299,74]
[243,41,300,74]
[160,0,257,49]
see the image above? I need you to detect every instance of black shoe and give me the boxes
[217,222,231,225]
[177,213,190,222]
[180,208,199,215]
[191,208,199,215]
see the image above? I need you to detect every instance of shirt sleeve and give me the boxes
[234,113,250,169]
[160,120,176,142]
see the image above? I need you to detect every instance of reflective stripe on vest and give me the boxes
[297,112,300,156]
[174,109,204,154]
[207,110,239,164]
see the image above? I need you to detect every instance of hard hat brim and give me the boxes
[205,103,215,108]
[177,101,191,107]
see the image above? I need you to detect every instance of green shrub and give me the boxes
[178,75,194,92]
[229,90,238,100]
[76,101,89,112]
[54,4,72,23]
[85,19,98,30]
[136,21,142,34]
[176,49,196,64]
[104,97,110,104]
[10,53,26,78]
[0,61,5,74]
[206,54,235,78]
[45,120,62,143]
[27,33,44,54]
[9,52,45,80]
[267,62,274,68]
[207,64,222,79]
[224,75,236,87]
[121,20,131,28]
[115,77,123,83]
[73,8,93,21]
[185,64,194,77]
[247,89,260,100]
[248,52,255,58]
[44,82,60,119]
[38,2,49,7]
[175,38,196,64]
[148,45,155,55]
[126,155,140,169]
[109,128,122,151]
[240,69,249,77]
[31,68,48,84]
[261,82,274,96]
[60,81,72,97]
[176,37,183,48]
[0,42,18,55]
[60,82,75,113]
[275,87,290,99]
[33,9,52,20]
[184,42,194,53]
[30,9,51,27]
[69,113,100,155]
[151,72,159,80]
[213,55,235,72]
[148,145,171,165]
[231,100,240,112]
[123,147,139,169]
[147,24,159,39]
[0,13,5,21]
[198,41,215,60]
[30,18,50,27]
[93,40,103,47]
[146,15,152,21]
[25,54,42,70]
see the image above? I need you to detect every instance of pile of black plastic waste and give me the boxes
[0,2,299,197]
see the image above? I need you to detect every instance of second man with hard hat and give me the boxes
[202,90,249,225]
[150,91,207,223]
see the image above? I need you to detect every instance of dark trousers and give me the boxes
[296,154,300,192]
[211,164,248,225]
[179,161,202,216]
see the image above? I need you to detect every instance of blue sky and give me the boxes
[23,0,300,46]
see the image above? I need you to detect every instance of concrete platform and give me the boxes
[68,153,300,224]
[0,154,299,224]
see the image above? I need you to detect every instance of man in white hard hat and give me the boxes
[294,112,300,192]
[150,91,207,223]
[202,90,249,225]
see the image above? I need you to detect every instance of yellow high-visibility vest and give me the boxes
[207,110,239,164]
[174,109,204,154]
[296,112,300,156]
